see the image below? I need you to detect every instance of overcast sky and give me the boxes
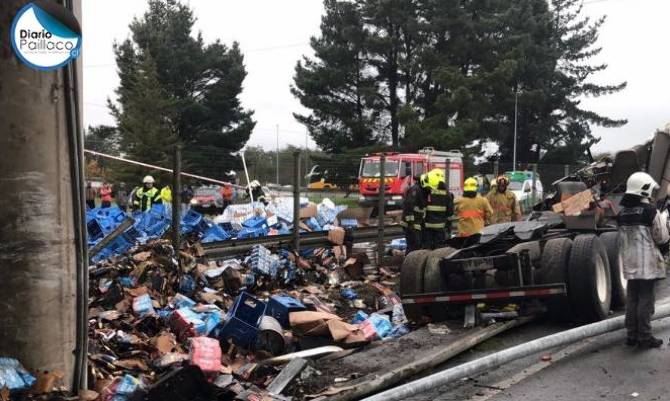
[82,0,670,154]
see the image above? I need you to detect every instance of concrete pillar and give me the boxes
[0,0,77,385]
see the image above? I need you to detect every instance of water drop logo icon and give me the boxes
[10,0,82,71]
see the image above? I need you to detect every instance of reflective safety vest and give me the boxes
[401,184,427,231]
[486,190,521,224]
[424,188,454,230]
[455,195,493,237]
[160,186,172,203]
[133,186,161,212]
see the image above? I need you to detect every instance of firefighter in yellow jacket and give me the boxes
[455,177,493,237]
[486,175,521,223]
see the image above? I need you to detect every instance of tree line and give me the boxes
[86,0,625,185]
[292,0,626,163]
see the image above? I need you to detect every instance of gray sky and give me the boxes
[82,0,670,154]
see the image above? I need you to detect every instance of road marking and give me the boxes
[469,338,594,401]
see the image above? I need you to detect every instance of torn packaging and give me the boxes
[289,311,366,344]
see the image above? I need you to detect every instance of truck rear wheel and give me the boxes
[599,231,626,310]
[400,250,431,322]
[568,234,612,322]
[537,238,573,322]
[423,247,458,322]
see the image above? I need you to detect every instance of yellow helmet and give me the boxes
[426,169,445,190]
[464,177,478,192]
[419,173,429,188]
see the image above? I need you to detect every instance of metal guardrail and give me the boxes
[202,225,405,259]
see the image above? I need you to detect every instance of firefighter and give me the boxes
[618,172,669,348]
[422,169,454,250]
[455,177,493,237]
[133,175,162,212]
[486,175,521,224]
[401,174,429,253]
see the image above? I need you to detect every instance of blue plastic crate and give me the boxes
[201,224,231,243]
[242,216,268,229]
[265,295,306,329]
[181,209,203,226]
[219,292,266,349]
[87,219,106,242]
[237,226,268,239]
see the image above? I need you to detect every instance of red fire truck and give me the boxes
[358,148,464,208]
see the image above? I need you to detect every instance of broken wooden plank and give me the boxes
[88,217,134,259]
[267,357,308,395]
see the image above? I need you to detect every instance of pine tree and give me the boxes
[292,0,379,153]
[111,0,254,179]
[110,54,179,183]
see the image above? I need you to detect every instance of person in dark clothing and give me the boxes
[401,175,429,254]
[617,172,669,348]
[422,169,455,250]
[85,182,97,209]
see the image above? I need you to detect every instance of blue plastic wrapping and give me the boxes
[172,293,196,309]
[351,310,369,324]
[340,288,359,300]
[0,358,36,392]
[132,294,155,317]
[179,275,196,296]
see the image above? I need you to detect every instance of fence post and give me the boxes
[564,164,570,178]
[531,163,538,201]
[377,155,386,263]
[493,160,499,177]
[293,151,301,253]
[172,145,182,261]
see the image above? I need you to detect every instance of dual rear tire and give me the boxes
[539,234,619,323]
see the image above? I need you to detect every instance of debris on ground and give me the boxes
[4,198,402,400]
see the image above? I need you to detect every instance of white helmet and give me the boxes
[625,172,658,199]
[250,180,260,188]
[143,175,155,184]
[227,170,237,177]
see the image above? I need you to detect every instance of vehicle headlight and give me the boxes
[391,195,402,200]
[190,199,198,205]
[359,195,366,201]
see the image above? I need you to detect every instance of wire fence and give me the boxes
[83,142,587,210]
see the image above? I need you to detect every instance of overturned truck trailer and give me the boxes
[401,124,670,324]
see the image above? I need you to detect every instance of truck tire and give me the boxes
[537,238,573,322]
[423,247,458,322]
[400,250,431,322]
[568,234,612,322]
[599,231,626,310]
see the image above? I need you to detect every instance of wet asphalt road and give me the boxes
[403,280,670,401]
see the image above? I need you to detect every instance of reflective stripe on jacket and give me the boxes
[617,202,669,280]
[133,187,161,212]
[424,189,454,230]
[455,195,493,237]
[401,184,427,231]
[486,190,521,224]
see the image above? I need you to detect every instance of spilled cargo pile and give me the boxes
[20,198,406,401]
[82,238,407,400]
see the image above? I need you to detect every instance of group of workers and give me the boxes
[401,170,523,253]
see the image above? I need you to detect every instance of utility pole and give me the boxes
[276,124,280,185]
[513,86,519,172]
